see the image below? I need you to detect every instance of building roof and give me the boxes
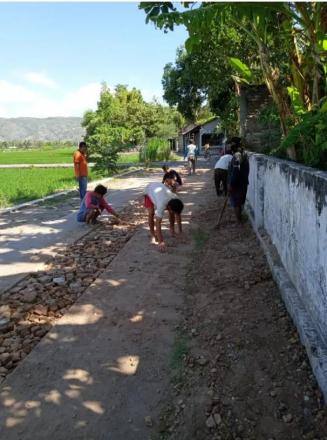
[181,123,201,135]
[181,117,220,135]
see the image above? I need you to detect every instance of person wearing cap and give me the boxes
[74,141,88,201]
[77,184,119,224]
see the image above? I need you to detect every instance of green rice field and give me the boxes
[0,168,109,208]
[0,147,75,164]
[0,148,139,165]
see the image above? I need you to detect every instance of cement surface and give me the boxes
[0,170,166,294]
[0,169,209,440]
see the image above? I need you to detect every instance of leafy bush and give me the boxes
[139,138,171,163]
[86,126,133,174]
[274,106,327,170]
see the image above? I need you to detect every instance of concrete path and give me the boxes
[0,168,176,294]
[0,163,92,168]
[0,169,210,440]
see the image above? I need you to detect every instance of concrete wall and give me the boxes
[247,153,327,343]
[240,85,281,152]
[247,153,327,397]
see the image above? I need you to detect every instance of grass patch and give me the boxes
[0,168,110,208]
[170,332,188,382]
[150,333,188,439]
[0,147,75,164]
[117,152,139,164]
[192,229,209,250]
[151,403,175,440]
[0,148,141,165]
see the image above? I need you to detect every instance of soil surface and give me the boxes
[0,165,327,440]
[155,176,327,440]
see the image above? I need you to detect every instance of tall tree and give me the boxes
[140,2,327,159]
[82,83,183,173]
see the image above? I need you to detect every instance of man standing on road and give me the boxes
[186,140,197,175]
[228,145,250,223]
[144,181,184,252]
[74,141,88,201]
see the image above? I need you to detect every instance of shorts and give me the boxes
[144,195,154,209]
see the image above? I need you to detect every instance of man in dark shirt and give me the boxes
[228,149,250,223]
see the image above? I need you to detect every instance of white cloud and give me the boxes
[0,80,36,103]
[142,88,163,103]
[62,83,102,115]
[0,80,102,117]
[22,71,56,88]
[0,80,164,118]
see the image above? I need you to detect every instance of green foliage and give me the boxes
[141,1,327,157]
[83,84,183,173]
[229,57,254,84]
[162,48,204,122]
[277,107,327,169]
[139,138,171,164]
[287,86,306,117]
[258,105,280,128]
[160,9,259,128]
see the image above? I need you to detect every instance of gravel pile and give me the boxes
[0,199,145,381]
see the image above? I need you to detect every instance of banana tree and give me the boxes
[291,3,327,108]
[140,2,327,160]
[140,2,296,156]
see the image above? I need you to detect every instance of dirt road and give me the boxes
[155,177,327,440]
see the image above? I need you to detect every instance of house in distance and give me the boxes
[179,117,225,155]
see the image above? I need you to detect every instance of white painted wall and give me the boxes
[247,154,327,344]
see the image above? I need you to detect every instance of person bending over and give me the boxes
[162,165,183,193]
[77,184,119,224]
[144,182,184,252]
[214,149,233,197]
[186,140,197,175]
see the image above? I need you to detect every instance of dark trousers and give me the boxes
[214,168,228,196]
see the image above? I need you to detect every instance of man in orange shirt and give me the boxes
[73,141,88,200]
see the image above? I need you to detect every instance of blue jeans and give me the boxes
[78,176,87,200]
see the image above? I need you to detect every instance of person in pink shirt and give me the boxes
[77,184,119,224]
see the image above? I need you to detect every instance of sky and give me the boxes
[0,2,187,118]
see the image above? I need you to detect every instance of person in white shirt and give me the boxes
[144,182,184,252]
[214,149,233,196]
[186,140,197,175]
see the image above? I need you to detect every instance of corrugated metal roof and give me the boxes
[181,117,220,135]
[181,123,201,135]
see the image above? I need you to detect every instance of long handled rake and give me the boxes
[215,195,228,229]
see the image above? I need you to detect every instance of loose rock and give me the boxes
[144,416,153,427]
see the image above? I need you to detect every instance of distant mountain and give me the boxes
[0,117,85,142]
